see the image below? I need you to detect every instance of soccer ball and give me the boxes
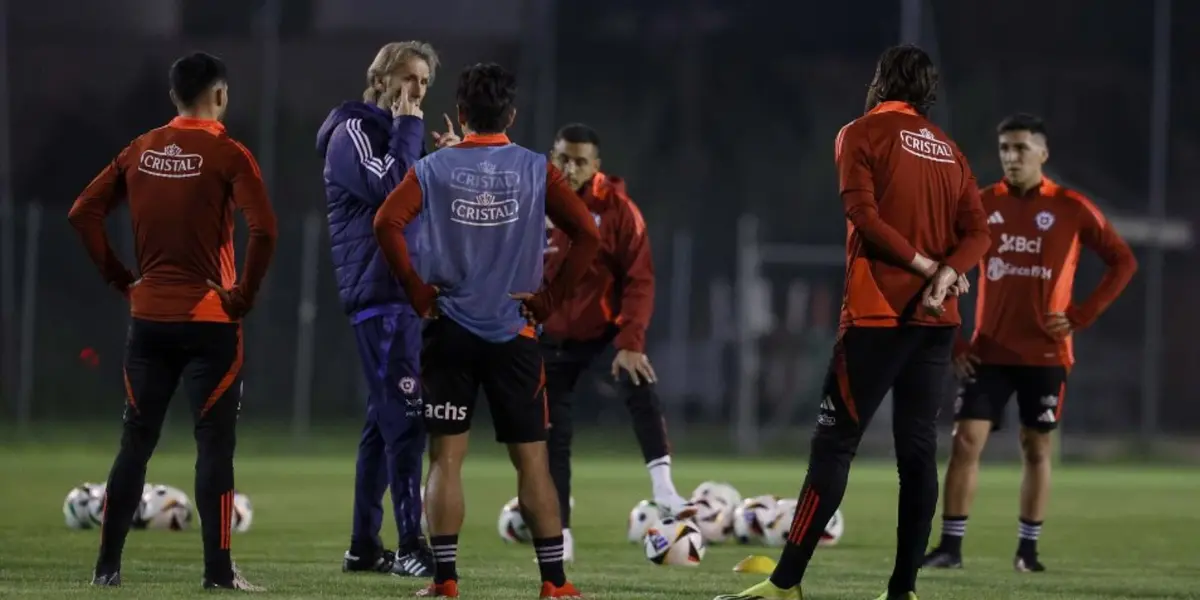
[691,481,742,540]
[643,517,706,567]
[820,508,845,546]
[732,495,779,544]
[231,491,253,533]
[763,500,845,548]
[497,497,531,543]
[140,484,193,531]
[627,499,668,543]
[63,483,106,529]
[687,497,728,543]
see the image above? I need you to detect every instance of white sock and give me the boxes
[647,456,679,501]
[562,528,574,557]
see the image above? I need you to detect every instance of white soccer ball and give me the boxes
[643,517,706,567]
[140,484,193,531]
[820,508,845,546]
[687,497,729,544]
[732,495,779,544]
[497,497,532,543]
[691,482,742,539]
[63,483,106,529]
[763,500,845,548]
[627,499,668,543]
[230,491,253,533]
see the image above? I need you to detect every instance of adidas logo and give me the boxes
[988,211,1005,225]
[1037,409,1056,424]
[820,397,836,412]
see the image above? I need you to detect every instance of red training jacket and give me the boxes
[542,172,654,353]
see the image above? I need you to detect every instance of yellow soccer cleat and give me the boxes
[732,555,778,575]
[712,578,801,600]
[873,593,918,600]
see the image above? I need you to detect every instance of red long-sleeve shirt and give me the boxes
[67,117,278,322]
[542,173,654,352]
[372,133,600,326]
[835,101,990,328]
[961,178,1138,366]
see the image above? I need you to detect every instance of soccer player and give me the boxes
[316,40,455,578]
[68,52,277,590]
[923,113,1137,572]
[715,45,990,600]
[373,63,600,598]
[541,123,690,561]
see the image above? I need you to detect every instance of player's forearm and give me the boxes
[843,191,920,267]
[1069,252,1138,329]
[943,229,990,275]
[373,174,428,296]
[67,209,133,288]
[237,231,277,304]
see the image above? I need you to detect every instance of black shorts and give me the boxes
[420,318,548,444]
[123,318,243,429]
[954,364,1067,432]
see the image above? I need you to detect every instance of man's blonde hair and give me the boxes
[363,41,440,103]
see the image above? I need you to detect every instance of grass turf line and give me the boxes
[1,445,1198,599]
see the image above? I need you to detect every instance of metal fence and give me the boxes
[2,0,1198,459]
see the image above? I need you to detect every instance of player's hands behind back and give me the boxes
[408,283,440,319]
[954,352,981,381]
[206,280,250,319]
[921,265,960,315]
[612,350,657,386]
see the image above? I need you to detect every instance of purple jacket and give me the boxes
[316,101,424,318]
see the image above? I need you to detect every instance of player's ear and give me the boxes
[168,88,180,108]
[595,157,602,170]
[506,107,517,129]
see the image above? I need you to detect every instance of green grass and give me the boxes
[2,438,1199,599]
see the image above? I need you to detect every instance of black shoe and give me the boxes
[922,547,963,569]
[1014,553,1046,572]
[342,548,396,573]
[91,570,121,586]
[391,545,433,577]
[203,567,264,591]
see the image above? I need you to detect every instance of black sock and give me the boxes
[939,515,967,554]
[429,535,458,583]
[534,535,567,586]
[1017,518,1042,556]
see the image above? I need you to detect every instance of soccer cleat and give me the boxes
[921,547,963,569]
[202,569,265,592]
[392,547,434,577]
[415,580,459,597]
[540,581,583,598]
[1014,554,1046,572]
[872,593,918,600]
[91,570,121,586]
[712,579,802,600]
[657,495,699,520]
[343,548,396,573]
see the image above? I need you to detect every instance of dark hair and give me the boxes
[169,52,227,107]
[554,123,601,150]
[456,63,517,134]
[868,44,938,115]
[997,112,1047,138]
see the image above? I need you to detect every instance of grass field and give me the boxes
[2,433,1199,599]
